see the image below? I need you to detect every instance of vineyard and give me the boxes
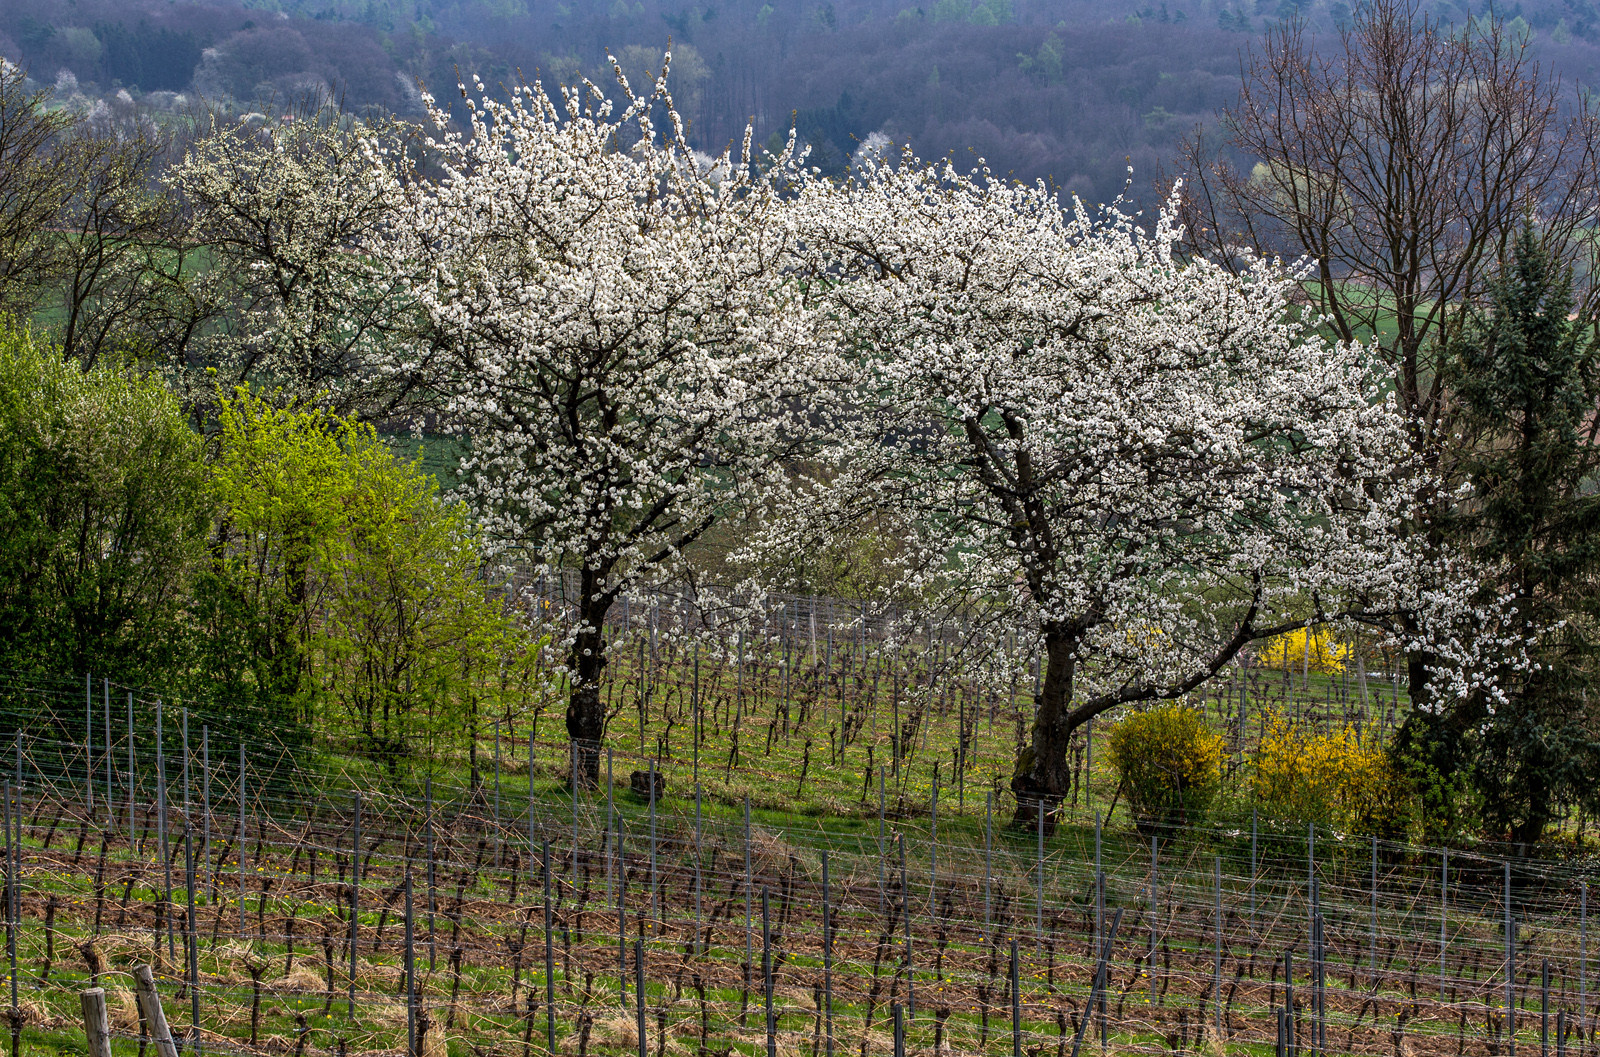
[0,588,1593,1057]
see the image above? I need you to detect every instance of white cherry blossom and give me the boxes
[367,60,815,783]
[764,150,1513,827]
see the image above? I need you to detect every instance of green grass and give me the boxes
[6,623,1553,1057]
[0,750,1570,1057]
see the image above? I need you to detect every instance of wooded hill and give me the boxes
[10,0,1600,204]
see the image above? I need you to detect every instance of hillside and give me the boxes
[10,0,1600,204]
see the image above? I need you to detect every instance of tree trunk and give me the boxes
[1405,642,1436,718]
[566,566,614,788]
[1010,629,1077,833]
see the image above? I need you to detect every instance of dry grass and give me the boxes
[105,983,140,1032]
[16,997,52,1029]
[592,1014,640,1050]
[355,958,403,989]
[368,998,410,1030]
[778,986,817,1011]
[421,1020,450,1057]
[215,940,256,964]
[278,963,326,993]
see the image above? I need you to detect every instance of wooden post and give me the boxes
[80,988,112,1057]
[133,964,181,1057]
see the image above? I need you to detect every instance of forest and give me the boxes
[8,0,1600,203]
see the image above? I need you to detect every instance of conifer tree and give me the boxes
[1418,222,1600,843]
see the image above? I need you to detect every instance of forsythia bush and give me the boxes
[1107,704,1224,833]
[1252,714,1410,838]
[1255,628,1349,674]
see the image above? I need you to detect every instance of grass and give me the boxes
[0,631,1569,1057]
[0,757,1577,1057]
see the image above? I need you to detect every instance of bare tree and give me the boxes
[1175,0,1600,713]
[51,126,184,369]
[0,63,79,318]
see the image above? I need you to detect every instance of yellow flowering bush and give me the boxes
[1255,627,1349,674]
[1107,704,1224,834]
[1252,714,1410,838]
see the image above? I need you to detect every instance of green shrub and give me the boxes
[0,322,208,683]
[1107,703,1223,834]
[207,387,546,770]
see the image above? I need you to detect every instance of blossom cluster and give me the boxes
[359,69,1520,709]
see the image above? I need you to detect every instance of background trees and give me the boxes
[1177,0,1600,472]
[0,65,79,320]
[165,108,428,419]
[1175,0,1600,840]
[4,0,1532,210]
[0,323,208,686]
[1432,226,1600,843]
[0,63,180,369]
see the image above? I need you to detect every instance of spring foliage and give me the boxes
[1253,714,1409,838]
[0,322,208,683]
[1106,704,1224,833]
[209,389,541,765]
[1254,628,1349,674]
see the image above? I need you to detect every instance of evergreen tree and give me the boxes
[1424,222,1600,844]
